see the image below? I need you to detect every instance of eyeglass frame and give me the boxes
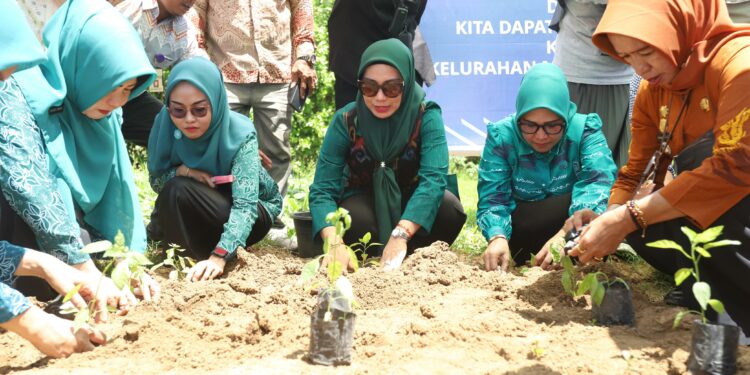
[517,118,566,135]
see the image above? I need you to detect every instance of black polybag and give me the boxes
[592,282,636,326]
[687,320,739,375]
[308,288,356,366]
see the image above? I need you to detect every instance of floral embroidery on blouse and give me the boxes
[0,241,31,323]
[0,78,87,265]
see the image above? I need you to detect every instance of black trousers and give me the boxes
[508,193,572,264]
[626,194,750,333]
[149,177,273,260]
[121,91,163,147]
[338,190,466,257]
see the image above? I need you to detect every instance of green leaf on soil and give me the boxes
[299,258,320,285]
[80,240,112,254]
[674,268,692,286]
[692,281,711,311]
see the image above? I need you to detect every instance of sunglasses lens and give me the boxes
[359,81,378,97]
[545,124,564,134]
[382,81,403,98]
[169,106,186,119]
[193,107,208,118]
[519,122,538,134]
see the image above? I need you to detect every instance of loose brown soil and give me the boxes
[2,242,749,374]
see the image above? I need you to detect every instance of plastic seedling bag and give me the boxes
[591,282,636,326]
[309,287,356,365]
[687,320,740,375]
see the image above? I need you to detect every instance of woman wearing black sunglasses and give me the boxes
[477,63,617,272]
[309,38,466,271]
[147,57,283,281]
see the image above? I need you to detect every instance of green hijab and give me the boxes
[512,63,579,151]
[30,0,156,252]
[355,38,425,245]
[0,0,46,73]
[148,57,255,177]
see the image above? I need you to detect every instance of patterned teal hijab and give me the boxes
[30,0,156,251]
[148,57,254,177]
[0,0,46,73]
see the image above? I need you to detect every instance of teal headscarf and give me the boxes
[27,0,156,252]
[0,0,46,73]
[512,63,579,146]
[354,38,426,245]
[148,57,254,177]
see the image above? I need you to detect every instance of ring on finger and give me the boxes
[593,256,604,262]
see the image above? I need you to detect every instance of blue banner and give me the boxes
[420,0,558,154]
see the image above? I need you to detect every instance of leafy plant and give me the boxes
[150,244,196,280]
[576,271,629,307]
[299,208,360,318]
[62,231,153,327]
[647,225,740,327]
[348,232,382,268]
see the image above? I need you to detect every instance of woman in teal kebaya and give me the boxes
[148,57,283,282]
[477,63,617,272]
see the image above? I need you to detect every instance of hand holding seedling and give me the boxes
[319,228,357,273]
[564,209,599,233]
[534,230,566,270]
[482,236,510,271]
[1,306,107,358]
[381,237,407,271]
[568,205,637,263]
[177,164,215,188]
[186,255,226,282]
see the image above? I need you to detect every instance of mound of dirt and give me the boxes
[1,243,748,374]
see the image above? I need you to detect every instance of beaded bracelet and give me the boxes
[626,200,648,237]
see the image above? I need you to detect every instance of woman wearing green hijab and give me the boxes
[309,39,466,271]
[13,0,161,300]
[148,57,283,282]
[477,63,617,272]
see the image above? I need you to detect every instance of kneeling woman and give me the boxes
[148,57,282,281]
[477,63,617,271]
[309,39,466,270]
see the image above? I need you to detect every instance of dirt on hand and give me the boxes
[1,242,748,374]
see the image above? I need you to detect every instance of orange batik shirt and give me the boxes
[611,36,750,228]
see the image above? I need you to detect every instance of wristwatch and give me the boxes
[391,226,411,241]
[211,247,229,259]
[297,54,316,67]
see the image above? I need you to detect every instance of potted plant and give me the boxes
[298,208,359,366]
[287,185,324,258]
[577,272,635,326]
[648,226,741,374]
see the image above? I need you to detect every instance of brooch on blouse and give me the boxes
[700,98,711,112]
[659,105,669,133]
[174,129,183,140]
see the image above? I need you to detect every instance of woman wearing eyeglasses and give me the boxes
[148,57,282,281]
[309,38,466,271]
[477,63,617,272]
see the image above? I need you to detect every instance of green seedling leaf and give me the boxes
[576,273,596,297]
[646,240,684,251]
[360,232,371,245]
[692,281,711,311]
[592,282,605,306]
[327,259,343,285]
[674,268,692,286]
[114,231,126,247]
[694,226,723,244]
[694,246,711,258]
[611,277,630,290]
[128,252,153,266]
[704,239,742,249]
[63,283,84,303]
[348,247,359,273]
[299,258,320,285]
[561,273,573,295]
[111,260,131,290]
[707,299,725,314]
[80,240,113,254]
[673,310,691,329]
[680,226,697,242]
[550,244,561,264]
